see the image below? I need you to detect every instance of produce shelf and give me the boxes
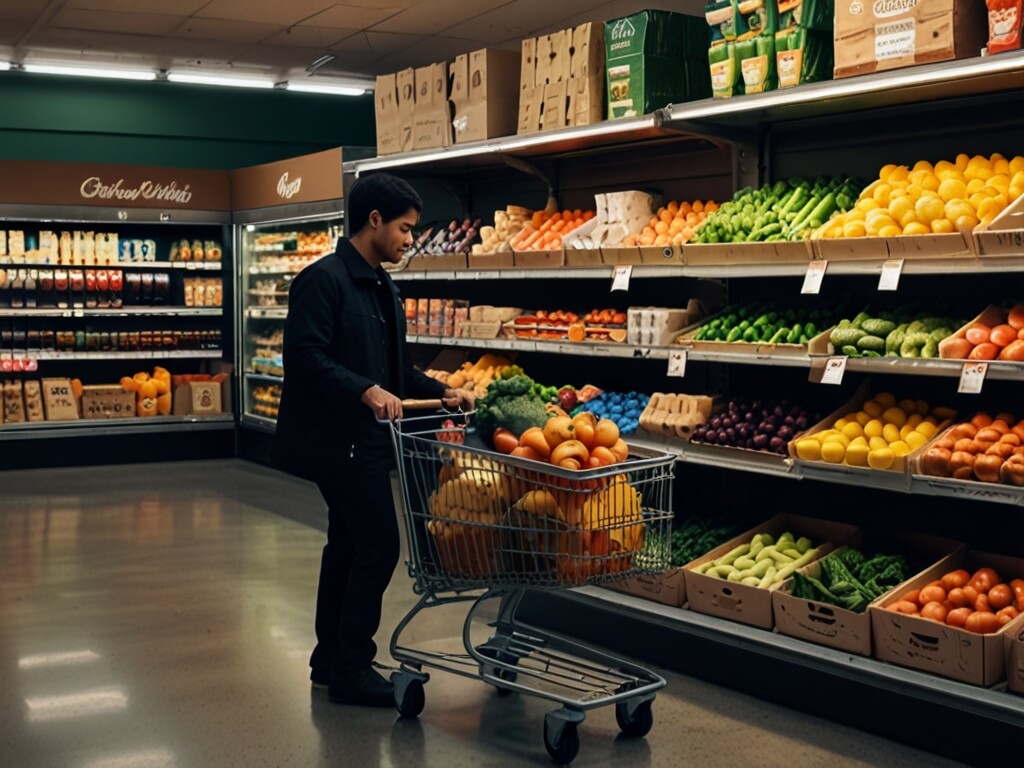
[665,51,1024,127]
[568,586,1024,726]
[910,475,1024,508]
[0,307,223,318]
[627,435,797,479]
[0,413,234,439]
[244,372,284,384]
[24,350,224,361]
[0,261,224,271]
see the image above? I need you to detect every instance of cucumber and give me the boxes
[856,334,886,353]
[861,318,897,337]
[831,328,867,346]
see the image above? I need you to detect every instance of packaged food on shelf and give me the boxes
[407,219,480,269]
[790,386,956,473]
[81,384,136,419]
[939,303,1024,361]
[627,302,705,347]
[828,309,964,359]
[571,191,655,263]
[870,551,1024,686]
[915,412,1024,486]
[251,384,282,420]
[605,10,710,118]
[987,0,1023,53]
[834,0,987,80]
[684,513,858,629]
[505,308,628,343]
[773,532,963,656]
[639,393,715,440]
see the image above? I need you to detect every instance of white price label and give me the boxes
[592,346,615,357]
[878,258,904,291]
[611,265,633,293]
[959,362,988,394]
[186,262,198,271]
[73,309,85,318]
[801,260,827,295]
[821,356,847,385]
[667,349,688,377]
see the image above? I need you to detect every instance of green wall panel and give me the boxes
[0,73,376,168]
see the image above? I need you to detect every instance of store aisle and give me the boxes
[0,460,961,768]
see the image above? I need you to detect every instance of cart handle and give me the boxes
[401,398,444,411]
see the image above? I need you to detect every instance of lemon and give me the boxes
[905,431,929,450]
[955,215,980,231]
[916,422,939,440]
[931,218,955,234]
[912,160,934,174]
[914,195,945,224]
[875,392,897,408]
[1010,157,1024,174]
[834,417,849,431]
[883,407,908,428]
[816,429,839,441]
[945,199,975,221]
[902,222,930,236]
[889,441,912,457]
[842,422,865,439]
[854,411,872,427]
[821,441,847,464]
[796,439,822,462]
[868,448,896,470]
[849,436,869,447]
[898,211,921,229]
[898,398,917,414]
[878,164,899,182]
[907,413,924,428]
[938,179,968,202]
[864,419,884,438]
[857,198,881,213]
[899,424,916,441]
[883,424,902,444]
[966,178,986,195]
[843,221,867,238]
[863,401,884,419]
[846,444,870,467]
[934,160,956,174]
[869,436,889,451]
[873,184,892,206]
[823,433,851,448]
[878,225,902,238]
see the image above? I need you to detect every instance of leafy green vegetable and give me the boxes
[791,547,909,613]
[476,374,550,436]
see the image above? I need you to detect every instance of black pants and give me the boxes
[310,453,400,678]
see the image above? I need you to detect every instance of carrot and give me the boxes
[991,324,1018,347]
[998,339,1024,362]
[969,343,999,360]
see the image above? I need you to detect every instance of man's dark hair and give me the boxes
[348,173,422,234]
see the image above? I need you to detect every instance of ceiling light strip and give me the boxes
[167,73,274,89]
[285,82,366,96]
[22,63,156,81]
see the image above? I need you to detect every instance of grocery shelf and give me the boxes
[245,308,288,320]
[0,307,223,318]
[628,434,797,479]
[568,586,1024,726]
[406,334,641,359]
[0,413,234,440]
[910,475,1024,508]
[0,261,224,271]
[241,413,278,433]
[664,51,1024,127]
[244,372,284,384]
[26,350,223,361]
[846,356,1024,380]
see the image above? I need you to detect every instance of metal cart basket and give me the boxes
[386,408,676,764]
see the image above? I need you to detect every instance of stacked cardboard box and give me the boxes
[375,65,451,154]
[450,49,521,144]
[518,23,606,134]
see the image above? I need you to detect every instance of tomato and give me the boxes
[989,324,1018,348]
[974,593,991,613]
[920,602,948,623]
[919,585,947,605]
[997,606,1020,626]
[941,569,971,590]
[969,343,999,360]
[889,600,919,614]
[945,607,972,628]
[903,588,922,605]
[947,588,971,608]
[964,611,1000,634]
[988,583,1013,610]
[965,324,991,345]
[493,428,520,454]
[970,567,1000,593]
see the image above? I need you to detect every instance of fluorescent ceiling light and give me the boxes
[23,63,155,81]
[285,81,366,97]
[167,72,273,89]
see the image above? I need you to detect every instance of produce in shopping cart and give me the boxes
[427,461,509,578]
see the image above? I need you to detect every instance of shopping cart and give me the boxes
[386,404,676,764]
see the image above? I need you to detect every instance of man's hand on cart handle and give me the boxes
[443,388,475,410]
[362,384,404,421]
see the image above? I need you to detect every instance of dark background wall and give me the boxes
[0,72,376,169]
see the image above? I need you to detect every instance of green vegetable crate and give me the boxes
[773,532,963,656]
[684,513,859,629]
[673,307,833,359]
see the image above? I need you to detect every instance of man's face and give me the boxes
[372,207,418,264]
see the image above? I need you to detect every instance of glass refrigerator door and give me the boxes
[239,214,343,430]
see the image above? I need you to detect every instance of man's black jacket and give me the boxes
[271,239,445,479]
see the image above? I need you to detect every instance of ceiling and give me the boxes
[0,0,703,82]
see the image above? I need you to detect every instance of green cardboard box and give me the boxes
[605,11,710,118]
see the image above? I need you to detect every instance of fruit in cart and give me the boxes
[557,386,578,411]
[939,304,1024,361]
[692,398,818,455]
[492,428,519,454]
[829,309,963,359]
[812,155,1024,238]
[622,200,719,247]
[919,412,1024,486]
[793,393,955,471]
[886,566,1024,633]
[475,374,551,438]
[427,472,506,578]
[692,531,822,588]
[692,176,863,243]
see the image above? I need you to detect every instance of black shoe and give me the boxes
[310,668,329,688]
[328,666,394,707]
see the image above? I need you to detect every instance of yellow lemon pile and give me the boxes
[794,393,956,471]
[813,154,1024,239]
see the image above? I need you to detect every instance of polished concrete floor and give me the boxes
[0,459,964,768]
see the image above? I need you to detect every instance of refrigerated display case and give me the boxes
[231,148,345,439]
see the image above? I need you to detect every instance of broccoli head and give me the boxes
[496,395,550,436]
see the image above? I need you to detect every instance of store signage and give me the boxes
[231,148,343,211]
[0,159,230,211]
[873,0,916,17]
[276,172,302,200]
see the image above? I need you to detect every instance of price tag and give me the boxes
[24,358,38,372]
[801,260,827,295]
[821,356,847,385]
[186,262,198,271]
[73,309,85,318]
[592,345,615,357]
[878,258,904,291]
[959,362,988,394]
[667,349,687,377]
[611,265,632,292]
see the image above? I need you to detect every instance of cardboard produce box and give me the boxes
[173,378,232,417]
[450,49,521,144]
[870,549,1024,687]
[773,531,963,657]
[1007,624,1024,694]
[834,0,987,80]
[396,68,417,153]
[81,385,136,419]
[684,512,859,629]
[606,567,688,608]
[374,74,401,156]
[412,62,452,150]
[605,10,710,119]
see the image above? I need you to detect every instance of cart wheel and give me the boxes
[493,666,518,694]
[395,679,425,719]
[615,699,654,738]
[543,719,580,765]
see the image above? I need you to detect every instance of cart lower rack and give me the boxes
[387,409,676,764]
